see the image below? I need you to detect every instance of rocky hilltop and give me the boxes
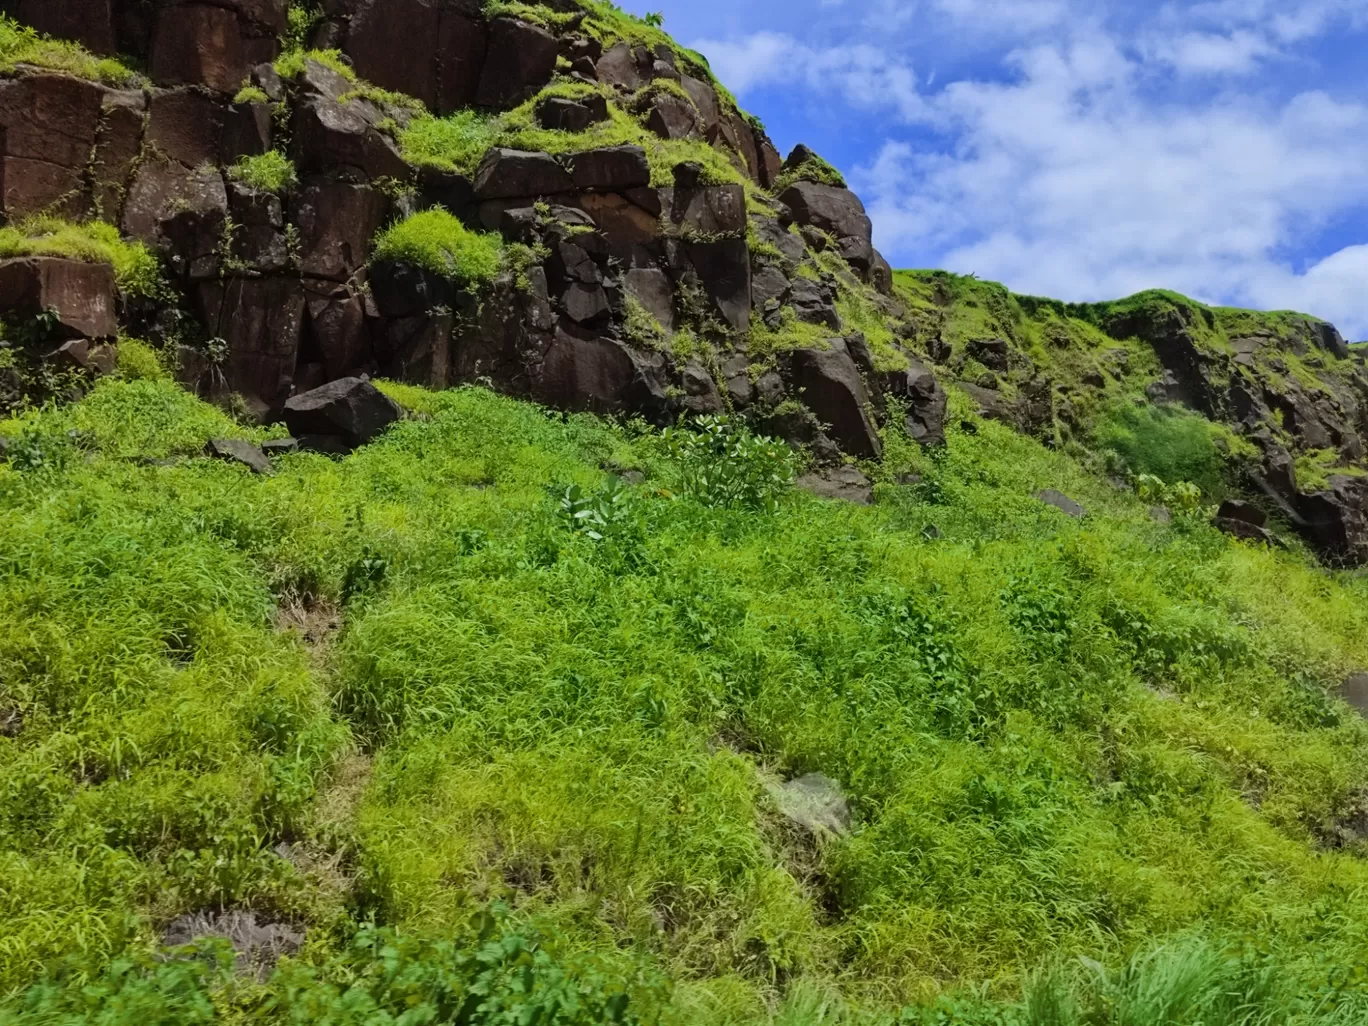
[0,0,1365,562]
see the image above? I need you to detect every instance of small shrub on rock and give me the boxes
[370,210,504,287]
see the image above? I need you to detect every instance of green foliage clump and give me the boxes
[0,15,137,85]
[664,414,800,513]
[227,151,299,193]
[0,217,166,299]
[232,85,271,104]
[400,81,747,188]
[773,151,848,193]
[370,210,504,287]
[1095,403,1233,496]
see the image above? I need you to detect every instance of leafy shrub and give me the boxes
[1095,404,1230,495]
[370,210,504,287]
[664,415,800,513]
[227,152,299,193]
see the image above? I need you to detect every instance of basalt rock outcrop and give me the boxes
[0,1,927,465]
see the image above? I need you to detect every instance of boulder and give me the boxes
[473,148,575,200]
[623,266,675,332]
[304,283,373,380]
[477,18,558,109]
[147,87,229,167]
[345,0,441,108]
[562,282,611,325]
[667,183,747,237]
[1339,672,1368,719]
[790,277,840,330]
[222,100,273,159]
[751,217,807,270]
[293,181,389,282]
[122,161,229,281]
[534,331,668,415]
[721,354,754,408]
[595,41,650,92]
[89,89,147,222]
[779,181,875,275]
[536,95,608,132]
[646,92,701,140]
[0,74,105,219]
[1296,476,1368,565]
[0,258,117,339]
[753,126,783,189]
[798,466,874,505]
[291,63,409,180]
[1036,489,1086,518]
[681,363,724,414]
[372,308,453,386]
[282,376,402,447]
[1216,499,1267,528]
[227,183,290,273]
[968,337,1010,372]
[680,76,720,136]
[685,238,751,333]
[880,357,947,446]
[206,438,273,475]
[785,347,882,458]
[196,277,306,411]
[369,261,457,318]
[566,146,650,193]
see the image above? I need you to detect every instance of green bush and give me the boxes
[226,152,299,193]
[1095,403,1230,495]
[664,414,800,513]
[370,210,504,287]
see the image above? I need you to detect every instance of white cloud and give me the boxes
[689,32,929,121]
[685,0,1368,332]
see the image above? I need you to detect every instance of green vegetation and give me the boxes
[1095,403,1248,497]
[233,85,272,105]
[0,15,138,85]
[370,209,505,286]
[5,377,1368,1021]
[773,151,848,193]
[226,152,299,194]
[401,81,747,188]
[0,217,165,299]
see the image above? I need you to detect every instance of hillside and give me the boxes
[3,1,1368,1023]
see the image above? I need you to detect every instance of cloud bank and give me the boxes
[689,0,1368,335]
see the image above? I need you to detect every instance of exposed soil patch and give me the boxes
[162,910,305,979]
[275,595,343,655]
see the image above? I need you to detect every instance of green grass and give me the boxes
[0,217,166,299]
[226,152,299,194]
[400,81,747,188]
[370,209,505,286]
[0,15,138,85]
[5,377,1368,1021]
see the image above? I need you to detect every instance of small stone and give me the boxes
[261,438,299,456]
[764,772,851,838]
[1339,672,1368,719]
[797,466,874,505]
[207,438,273,475]
[1036,489,1086,518]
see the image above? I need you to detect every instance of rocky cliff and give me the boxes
[0,0,1364,563]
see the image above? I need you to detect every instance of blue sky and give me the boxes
[617,0,1368,336]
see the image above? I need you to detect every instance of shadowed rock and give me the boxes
[786,347,882,458]
[282,377,403,447]
[0,258,117,340]
[1036,489,1086,518]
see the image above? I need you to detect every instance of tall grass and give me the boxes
[4,379,1368,1021]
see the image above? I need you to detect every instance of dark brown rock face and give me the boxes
[196,277,306,413]
[785,347,882,458]
[474,149,576,200]
[0,258,117,339]
[293,182,389,282]
[0,74,105,219]
[779,181,875,275]
[477,18,558,109]
[535,332,668,415]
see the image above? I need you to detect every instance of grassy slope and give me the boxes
[4,368,1368,1023]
